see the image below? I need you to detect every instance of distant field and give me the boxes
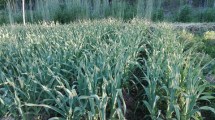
[0,20,215,120]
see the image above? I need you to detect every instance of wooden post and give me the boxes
[22,0,26,25]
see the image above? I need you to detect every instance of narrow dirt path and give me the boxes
[172,23,215,34]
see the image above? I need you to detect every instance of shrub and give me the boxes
[123,4,136,21]
[204,31,215,40]
[177,5,192,22]
[0,11,7,25]
[152,9,164,22]
[202,8,215,22]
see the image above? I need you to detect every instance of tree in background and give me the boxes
[145,0,154,19]
[1,0,215,24]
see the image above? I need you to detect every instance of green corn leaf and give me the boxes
[48,117,65,120]
[174,105,180,120]
[199,106,215,114]
[25,103,66,117]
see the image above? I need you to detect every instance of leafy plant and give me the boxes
[0,19,214,120]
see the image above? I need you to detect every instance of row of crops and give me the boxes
[0,20,215,119]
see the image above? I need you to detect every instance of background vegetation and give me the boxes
[0,0,215,24]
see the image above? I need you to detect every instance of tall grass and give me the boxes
[0,19,215,119]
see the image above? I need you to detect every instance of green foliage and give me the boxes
[0,11,6,24]
[152,9,164,21]
[203,41,215,58]
[202,8,215,22]
[1,0,215,23]
[122,4,137,21]
[54,9,73,23]
[0,20,215,119]
[201,31,215,58]
[132,25,215,119]
[0,20,138,119]
[177,5,192,22]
